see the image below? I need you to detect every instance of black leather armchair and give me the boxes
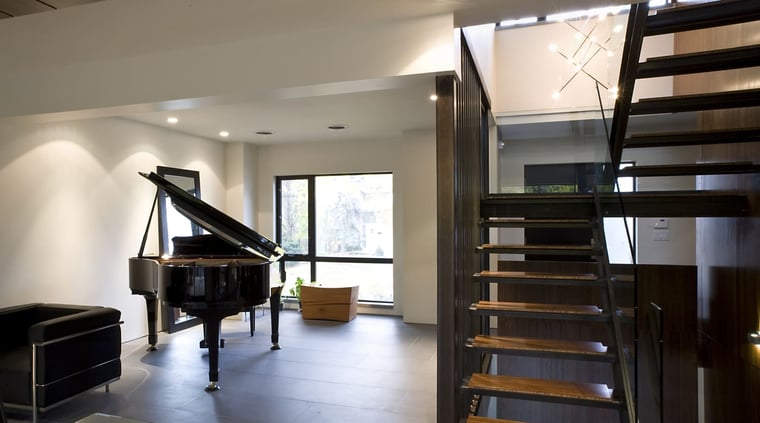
[0,303,122,422]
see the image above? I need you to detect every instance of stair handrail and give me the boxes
[592,187,636,423]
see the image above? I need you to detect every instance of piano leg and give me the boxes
[194,311,233,392]
[269,285,283,350]
[249,307,255,337]
[145,296,158,351]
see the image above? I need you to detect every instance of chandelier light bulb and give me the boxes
[548,43,558,52]
[552,91,561,100]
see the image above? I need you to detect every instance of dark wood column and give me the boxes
[436,33,489,423]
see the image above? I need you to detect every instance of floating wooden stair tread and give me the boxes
[466,416,525,423]
[480,218,592,228]
[624,127,760,148]
[478,244,600,256]
[467,335,612,361]
[619,307,635,320]
[466,417,525,423]
[644,0,760,36]
[637,44,760,79]
[474,270,603,287]
[482,191,749,218]
[630,88,760,115]
[618,162,760,177]
[470,301,605,320]
[463,373,621,408]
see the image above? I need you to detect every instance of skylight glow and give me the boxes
[500,16,538,27]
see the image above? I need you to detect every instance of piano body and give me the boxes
[129,171,284,391]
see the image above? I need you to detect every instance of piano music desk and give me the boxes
[300,285,359,322]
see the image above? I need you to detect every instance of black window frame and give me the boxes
[275,172,394,303]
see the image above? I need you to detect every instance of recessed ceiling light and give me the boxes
[328,124,348,131]
[255,130,274,135]
[429,94,438,101]
[167,116,178,124]
[219,131,230,137]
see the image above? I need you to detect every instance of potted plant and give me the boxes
[289,277,306,311]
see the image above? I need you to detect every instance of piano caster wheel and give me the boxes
[147,345,157,352]
[204,382,220,392]
[270,343,281,351]
[200,339,225,348]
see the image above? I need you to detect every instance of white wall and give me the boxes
[255,131,438,324]
[0,117,227,341]
[622,146,699,265]
[463,24,497,101]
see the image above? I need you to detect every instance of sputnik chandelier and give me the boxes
[548,7,627,100]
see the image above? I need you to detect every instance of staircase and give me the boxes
[610,0,760,177]
[456,1,760,422]
[462,191,635,423]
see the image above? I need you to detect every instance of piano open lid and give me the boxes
[140,171,285,262]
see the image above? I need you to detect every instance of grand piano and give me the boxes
[129,171,284,391]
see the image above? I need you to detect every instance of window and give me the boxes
[605,162,636,264]
[274,173,393,303]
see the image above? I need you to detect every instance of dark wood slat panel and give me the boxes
[437,32,488,422]
[618,161,760,177]
[645,0,760,36]
[637,44,760,79]
[464,373,622,408]
[630,88,760,115]
[624,127,760,148]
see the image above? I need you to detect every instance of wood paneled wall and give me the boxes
[674,21,760,423]
[436,33,489,423]
[636,265,698,423]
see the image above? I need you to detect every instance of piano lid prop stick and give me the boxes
[138,189,160,258]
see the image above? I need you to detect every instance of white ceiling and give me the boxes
[123,76,437,145]
[1,0,636,145]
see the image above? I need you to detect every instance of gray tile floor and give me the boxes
[6,310,437,423]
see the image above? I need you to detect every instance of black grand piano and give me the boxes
[129,171,284,391]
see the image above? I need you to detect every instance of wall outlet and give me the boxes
[653,228,670,241]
